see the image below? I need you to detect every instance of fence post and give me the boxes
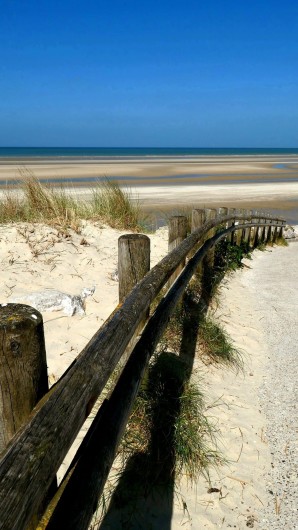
[266,216,272,244]
[227,207,235,244]
[203,208,217,272]
[243,209,252,246]
[252,211,260,248]
[191,209,205,276]
[272,218,281,243]
[217,206,228,220]
[118,234,151,353]
[191,208,205,233]
[118,234,151,303]
[260,212,267,244]
[0,303,52,528]
[168,215,188,287]
[234,209,243,246]
[279,221,285,239]
[0,304,49,454]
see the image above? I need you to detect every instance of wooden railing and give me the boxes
[0,208,285,530]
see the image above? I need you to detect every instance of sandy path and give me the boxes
[170,241,297,529]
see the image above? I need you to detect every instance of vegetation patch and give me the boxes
[120,352,222,485]
[198,316,244,370]
[0,171,142,231]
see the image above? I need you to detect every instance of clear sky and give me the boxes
[0,0,297,147]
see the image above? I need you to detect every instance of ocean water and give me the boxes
[0,147,298,158]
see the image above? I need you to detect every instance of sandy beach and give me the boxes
[1,155,298,222]
[0,217,297,529]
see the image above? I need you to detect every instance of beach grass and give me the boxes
[118,351,223,485]
[198,316,244,370]
[0,171,142,231]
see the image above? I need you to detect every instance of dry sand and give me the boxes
[170,241,298,529]
[0,220,297,529]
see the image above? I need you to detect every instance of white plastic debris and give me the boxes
[12,287,95,316]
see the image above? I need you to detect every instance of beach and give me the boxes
[1,154,298,222]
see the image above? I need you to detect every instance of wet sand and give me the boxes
[1,154,298,181]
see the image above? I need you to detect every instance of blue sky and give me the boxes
[0,0,297,147]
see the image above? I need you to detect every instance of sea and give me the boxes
[0,147,298,158]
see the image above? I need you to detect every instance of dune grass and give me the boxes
[198,316,244,370]
[118,352,223,486]
[90,179,142,230]
[0,171,142,231]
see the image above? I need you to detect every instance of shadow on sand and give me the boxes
[98,265,215,530]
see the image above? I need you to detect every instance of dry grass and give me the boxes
[119,352,223,485]
[90,179,141,231]
[0,171,142,231]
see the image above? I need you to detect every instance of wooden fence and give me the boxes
[0,208,285,530]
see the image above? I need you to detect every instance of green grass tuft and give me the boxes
[119,352,223,486]
[198,317,244,370]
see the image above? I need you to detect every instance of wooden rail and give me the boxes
[0,208,285,530]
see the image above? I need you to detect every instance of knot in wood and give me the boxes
[10,340,21,356]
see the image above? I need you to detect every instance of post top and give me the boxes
[118,233,150,242]
[0,303,42,327]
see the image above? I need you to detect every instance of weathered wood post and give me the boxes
[259,213,266,244]
[227,207,235,244]
[118,234,151,303]
[191,208,205,233]
[215,207,228,266]
[252,211,260,248]
[203,208,217,273]
[191,209,205,277]
[279,221,285,240]
[243,209,252,247]
[0,303,52,528]
[272,218,281,243]
[168,215,188,287]
[0,304,49,454]
[240,208,248,245]
[266,216,273,244]
[217,206,228,219]
[118,234,151,354]
[235,209,243,246]
[272,221,278,243]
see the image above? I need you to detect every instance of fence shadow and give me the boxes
[98,268,215,530]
